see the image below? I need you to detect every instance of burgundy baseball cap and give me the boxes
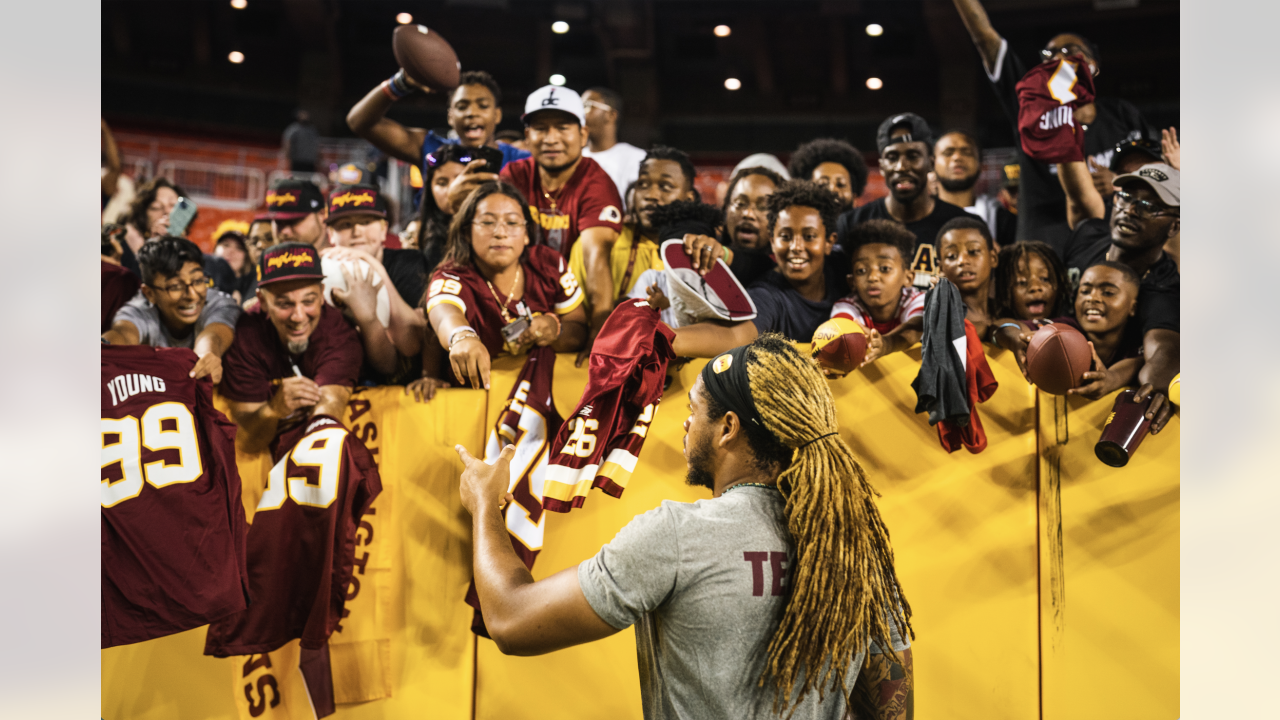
[257,242,324,288]
[661,240,757,323]
[264,178,325,221]
[325,184,388,224]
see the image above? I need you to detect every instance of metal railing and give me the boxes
[158,160,267,210]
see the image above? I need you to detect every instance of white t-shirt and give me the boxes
[583,141,648,210]
[965,194,1001,242]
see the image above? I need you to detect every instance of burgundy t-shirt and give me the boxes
[425,245,585,359]
[102,260,140,333]
[101,345,249,648]
[500,156,623,258]
[220,303,362,403]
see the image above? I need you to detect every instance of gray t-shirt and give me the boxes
[113,289,241,350]
[578,486,909,720]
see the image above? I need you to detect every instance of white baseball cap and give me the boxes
[522,85,586,125]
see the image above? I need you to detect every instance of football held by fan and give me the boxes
[830,220,925,366]
[422,182,588,392]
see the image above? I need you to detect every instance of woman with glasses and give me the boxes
[413,182,588,396]
[101,236,240,384]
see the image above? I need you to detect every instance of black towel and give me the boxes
[911,279,971,427]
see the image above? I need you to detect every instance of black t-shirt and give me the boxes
[726,244,779,289]
[836,197,972,254]
[986,39,1153,255]
[383,248,428,307]
[747,260,849,342]
[1063,218,1179,343]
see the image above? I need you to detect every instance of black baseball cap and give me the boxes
[1109,137,1163,173]
[257,242,324,288]
[325,184,388,224]
[264,178,325,221]
[876,113,934,153]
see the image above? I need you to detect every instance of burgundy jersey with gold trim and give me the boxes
[101,345,249,648]
[1016,56,1097,164]
[545,299,676,511]
[204,415,381,657]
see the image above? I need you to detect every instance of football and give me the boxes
[321,257,391,327]
[1168,373,1180,406]
[392,24,461,90]
[811,317,869,375]
[1025,324,1092,395]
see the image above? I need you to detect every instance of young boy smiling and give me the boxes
[831,219,924,364]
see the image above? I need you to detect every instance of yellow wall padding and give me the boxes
[102,347,1178,720]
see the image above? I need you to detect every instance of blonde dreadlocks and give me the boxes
[739,334,912,715]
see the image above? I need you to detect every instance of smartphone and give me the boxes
[168,197,198,238]
[455,146,506,174]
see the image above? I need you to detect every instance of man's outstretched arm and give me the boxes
[951,0,1005,73]
[457,444,621,656]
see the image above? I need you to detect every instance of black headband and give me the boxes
[701,346,767,432]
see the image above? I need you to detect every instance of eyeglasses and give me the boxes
[729,197,770,213]
[583,99,613,113]
[1113,190,1177,219]
[150,276,208,299]
[1041,44,1090,62]
[473,220,527,234]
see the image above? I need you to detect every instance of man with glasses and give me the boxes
[1060,162,1180,433]
[951,0,1154,255]
[102,236,240,384]
[581,87,648,210]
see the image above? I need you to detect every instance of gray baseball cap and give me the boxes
[1113,163,1179,207]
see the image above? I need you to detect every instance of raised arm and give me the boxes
[951,0,1005,73]
[102,119,122,199]
[1057,161,1107,230]
[457,444,620,656]
[346,80,429,166]
[574,226,620,366]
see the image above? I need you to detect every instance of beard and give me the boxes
[684,432,716,490]
[286,339,310,355]
[939,169,980,193]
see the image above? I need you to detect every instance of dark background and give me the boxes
[102,0,1179,159]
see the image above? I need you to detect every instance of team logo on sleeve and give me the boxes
[712,354,733,374]
[598,205,622,224]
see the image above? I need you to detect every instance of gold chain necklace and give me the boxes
[484,266,522,323]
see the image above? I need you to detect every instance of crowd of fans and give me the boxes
[100,0,1181,449]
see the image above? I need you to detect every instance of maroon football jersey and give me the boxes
[219,303,362,404]
[465,346,561,636]
[204,414,381,657]
[545,300,676,511]
[499,156,623,257]
[101,345,249,648]
[425,245,585,359]
[1016,56,1097,163]
[102,260,140,333]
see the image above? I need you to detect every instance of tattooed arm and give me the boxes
[847,647,914,720]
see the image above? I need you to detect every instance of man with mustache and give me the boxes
[1055,162,1179,433]
[836,114,970,262]
[219,243,362,453]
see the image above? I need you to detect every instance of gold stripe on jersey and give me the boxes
[425,294,467,314]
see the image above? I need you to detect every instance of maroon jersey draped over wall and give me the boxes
[544,299,676,510]
[204,415,381,657]
[101,345,249,648]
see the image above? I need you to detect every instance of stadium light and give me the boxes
[230,0,247,9]
[552,21,570,34]
[866,77,883,90]
[396,13,413,25]
[714,25,731,37]
[550,74,566,86]
[724,77,742,91]
[866,23,884,37]
[228,51,245,64]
